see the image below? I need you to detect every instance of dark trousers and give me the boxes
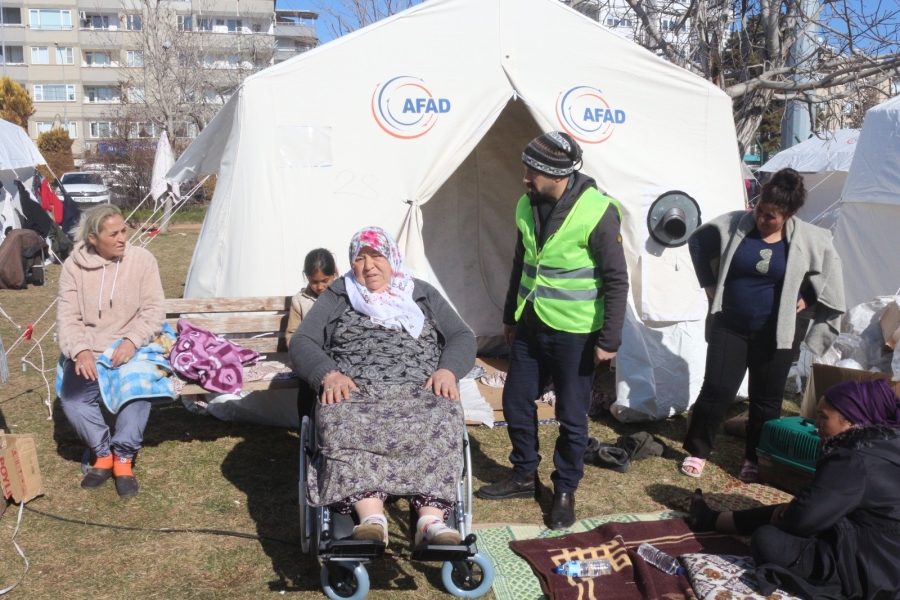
[503,320,599,493]
[683,314,794,462]
[751,525,832,586]
[58,359,151,459]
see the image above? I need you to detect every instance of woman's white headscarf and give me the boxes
[343,227,425,338]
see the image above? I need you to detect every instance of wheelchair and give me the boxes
[299,415,495,599]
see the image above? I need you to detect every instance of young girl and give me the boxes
[286,248,338,338]
[289,248,337,422]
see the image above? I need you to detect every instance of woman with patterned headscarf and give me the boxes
[689,379,900,600]
[290,227,476,547]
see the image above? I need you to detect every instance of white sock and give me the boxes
[416,516,443,540]
[362,514,388,529]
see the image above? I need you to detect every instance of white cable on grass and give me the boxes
[0,502,30,595]
[0,304,22,329]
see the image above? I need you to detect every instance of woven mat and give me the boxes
[477,510,686,600]
[479,484,794,600]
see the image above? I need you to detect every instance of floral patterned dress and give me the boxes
[307,309,464,518]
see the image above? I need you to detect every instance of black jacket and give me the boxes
[15,180,53,238]
[758,425,900,600]
[502,172,628,351]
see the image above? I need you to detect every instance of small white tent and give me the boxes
[168,0,746,421]
[0,118,46,221]
[833,96,900,309]
[758,129,858,229]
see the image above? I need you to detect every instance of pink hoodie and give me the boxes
[57,241,165,359]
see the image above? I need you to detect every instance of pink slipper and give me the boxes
[680,456,706,478]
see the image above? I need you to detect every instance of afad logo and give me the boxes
[556,86,626,144]
[371,76,451,139]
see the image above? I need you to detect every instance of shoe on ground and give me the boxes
[549,490,576,530]
[476,472,538,500]
[81,467,113,489]
[114,475,139,498]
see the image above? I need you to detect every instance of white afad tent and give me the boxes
[758,129,858,229]
[833,95,900,309]
[0,118,46,235]
[168,0,746,422]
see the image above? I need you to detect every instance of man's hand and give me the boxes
[503,324,516,349]
[594,347,617,364]
[321,372,359,404]
[74,350,99,381]
[797,298,808,313]
[110,339,136,368]
[426,368,459,400]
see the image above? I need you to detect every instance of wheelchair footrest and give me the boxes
[322,539,386,560]
[410,543,476,563]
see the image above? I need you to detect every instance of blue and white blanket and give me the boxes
[56,323,177,414]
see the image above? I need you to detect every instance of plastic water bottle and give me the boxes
[554,559,613,577]
[636,543,684,575]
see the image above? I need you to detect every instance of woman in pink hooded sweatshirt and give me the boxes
[57,204,165,498]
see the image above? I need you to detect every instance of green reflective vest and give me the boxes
[514,187,621,333]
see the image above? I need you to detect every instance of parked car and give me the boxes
[57,172,111,205]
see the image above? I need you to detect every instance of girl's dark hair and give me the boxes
[759,168,806,215]
[303,248,337,278]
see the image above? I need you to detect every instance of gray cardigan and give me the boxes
[290,277,477,391]
[696,210,845,356]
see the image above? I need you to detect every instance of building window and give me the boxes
[0,46,23,64]
[129,122,158,138]
[124,14,141,30]
[606,16,633,27]
[252,21,262,33]
[56,46,74,64]
[2,8,22,25]
[174,122,198,138]
[127,50,143,67]
[177,15,192,31]
[85,51,111,66]
[36,121,77,138]
[34,84,75,101]
[198,18,212,31]
[84,14,110,30]
[891,79,900,96]
[31,46,48,64]
[89,121,115,138]
[29,9,71,30]
[127,86,144,103]
[227,19,242,32]
[85,86,118,103]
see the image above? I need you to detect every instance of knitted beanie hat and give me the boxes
[522,131,583,177]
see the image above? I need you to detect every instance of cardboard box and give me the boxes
[474,357,556,422]
[800,363,900,419]
[880,301,900,349]
[0,432,44,504]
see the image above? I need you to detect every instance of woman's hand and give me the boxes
[426,368,459,400]
[770,503,789,525]
[110,339,136,367]
[74,350,98,381]
[797,298,808,313]
[321,372,358,404]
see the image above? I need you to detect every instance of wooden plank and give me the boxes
[165,313,287,334]
[165,296,291,314]
[179,376,300,396]
[233,338,287,353]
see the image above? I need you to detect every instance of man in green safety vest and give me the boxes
[476,132,629,529]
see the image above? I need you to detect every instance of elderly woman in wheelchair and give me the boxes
[291,227,478,549]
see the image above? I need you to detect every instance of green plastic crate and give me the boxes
[756,417,820,494]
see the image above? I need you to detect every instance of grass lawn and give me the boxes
[0,226,799,598]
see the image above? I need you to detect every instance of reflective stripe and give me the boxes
[533,286,602,301]
[522,263,537,278]
[539,265,602,279]
[518,283,532,300]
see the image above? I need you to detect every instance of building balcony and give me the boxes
[0,25,27,44]
[80,29,123,47]
[0,64,29,80]
[274,23,316,39]
[79,67,123,83]
[273,47,310,63]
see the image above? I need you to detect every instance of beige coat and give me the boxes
[286,287,317,338]
[57,241,165,359]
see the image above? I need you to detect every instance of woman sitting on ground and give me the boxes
[290,227,476,547]
[57,204,166,498]
[690,379,900,600]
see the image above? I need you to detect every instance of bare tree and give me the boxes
[568,0,900,147]
[311,0,423,39]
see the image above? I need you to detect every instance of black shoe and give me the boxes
[114,475,139,498]
[549,490,576,530]
[80,467,112,490]
[476,472,538,500]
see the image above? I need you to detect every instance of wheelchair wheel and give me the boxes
[320,561,370,600]
[299,417,312,554]
[441,553,495,598]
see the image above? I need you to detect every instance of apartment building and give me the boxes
[0,0,318,157]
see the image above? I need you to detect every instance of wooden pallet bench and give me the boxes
[164,296,299,396]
